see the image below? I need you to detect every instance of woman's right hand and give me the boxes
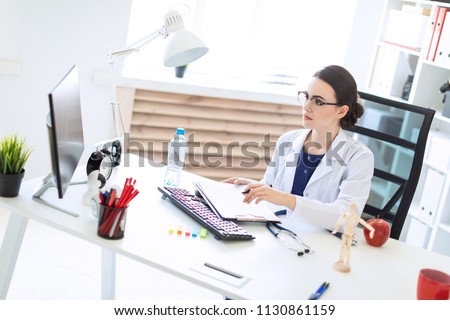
[221,177,252,185]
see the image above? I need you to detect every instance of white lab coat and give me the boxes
[262,128,374,230]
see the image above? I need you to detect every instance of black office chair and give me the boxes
[345,91,435,240]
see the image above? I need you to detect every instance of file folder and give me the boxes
[423,6,440,59]
[427,7,449,61]
[193,180,281,223]
[435,11,450,67]
[418,168,445,226]
[383,9,430,50]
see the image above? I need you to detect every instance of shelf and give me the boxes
[434,112,450,125]
[408,204,421,219]
[377,41,422,56]
[364,88,410,103]
[421,59,450,70]
[423,159,450,174]
[438,222,450,233]
[418,1,450,10]
[401,1,450,10]
[370,0,450,256]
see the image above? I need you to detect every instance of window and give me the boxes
[123,0,358,91]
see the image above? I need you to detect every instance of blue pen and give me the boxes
[308,281,330,300]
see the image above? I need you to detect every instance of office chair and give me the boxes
[345,92,435,240]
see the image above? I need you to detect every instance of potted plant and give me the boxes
[0,133,33,197]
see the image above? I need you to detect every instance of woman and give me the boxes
[223,65,374,230]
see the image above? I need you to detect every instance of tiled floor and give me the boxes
[0,208,221,300]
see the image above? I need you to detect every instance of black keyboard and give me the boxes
[158,186,254,241]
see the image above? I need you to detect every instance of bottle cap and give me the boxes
[176,128,185,135]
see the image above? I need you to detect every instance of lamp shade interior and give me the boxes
[163,29,209,67]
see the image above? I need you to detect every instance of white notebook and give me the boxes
[193,179,281,223]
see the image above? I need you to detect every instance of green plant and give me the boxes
[0,134,33,174]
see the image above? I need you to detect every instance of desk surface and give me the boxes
[2,155,450,299]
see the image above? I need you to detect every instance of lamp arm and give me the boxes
[107,25,169,138]
[108,26,167,62]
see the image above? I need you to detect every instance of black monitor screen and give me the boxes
[47,65,84,198]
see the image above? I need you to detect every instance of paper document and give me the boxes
[193,180,281,223]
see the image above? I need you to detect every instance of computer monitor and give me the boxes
[32,65,85,216]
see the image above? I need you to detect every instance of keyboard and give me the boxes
[158,186,255,241]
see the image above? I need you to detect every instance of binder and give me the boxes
[417,168,445,226]
[369,45,411,97]
[423,6,440,59]
[383,9,430,50]
[193,180,281,223]
[427,7,449,61]
[435,11,450,67]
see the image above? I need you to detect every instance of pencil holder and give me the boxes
[97,204,128,240]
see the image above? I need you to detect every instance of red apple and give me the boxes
[363,218,390,247]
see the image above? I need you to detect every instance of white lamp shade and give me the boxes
[163,29,209,67]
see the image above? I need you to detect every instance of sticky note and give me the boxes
[168,228,175,235]
[200,228,207,238]
[177,226,183,236]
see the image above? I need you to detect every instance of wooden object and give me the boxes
[332,203,375,273]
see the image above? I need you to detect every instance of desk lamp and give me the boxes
[107,8,209,137]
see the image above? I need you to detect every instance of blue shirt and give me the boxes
[291,150,324,196]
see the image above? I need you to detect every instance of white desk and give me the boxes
[1,155,450,299]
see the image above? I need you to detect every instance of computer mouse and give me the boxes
[194,189,203,198]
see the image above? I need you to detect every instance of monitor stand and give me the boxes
[32,173,86,217]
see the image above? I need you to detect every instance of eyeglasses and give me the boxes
[297,91,342,107]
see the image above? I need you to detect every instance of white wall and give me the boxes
[344,0,385,89]
[0,0,132,179]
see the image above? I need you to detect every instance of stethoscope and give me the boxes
[266,210,314,256]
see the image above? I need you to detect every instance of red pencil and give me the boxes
[98,177,139,237]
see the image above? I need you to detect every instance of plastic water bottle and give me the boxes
[164,128,187,187]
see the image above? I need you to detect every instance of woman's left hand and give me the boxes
[243,183,296,210]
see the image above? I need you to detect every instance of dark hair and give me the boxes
[313,65,363,129]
